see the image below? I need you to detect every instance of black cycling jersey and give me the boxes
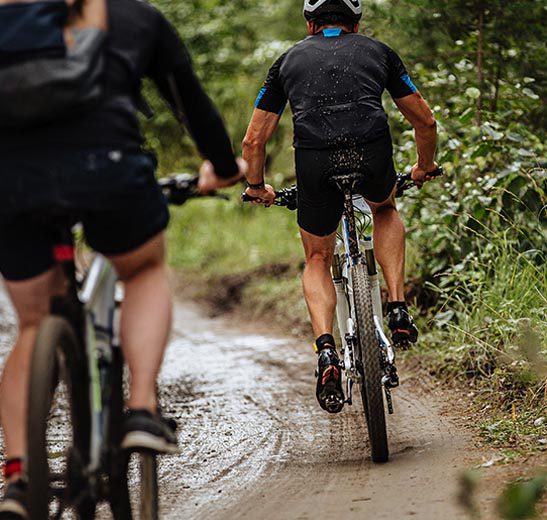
[0,0,238,178]
[255,29,417,149]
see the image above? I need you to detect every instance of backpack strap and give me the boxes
[65,0,107,49]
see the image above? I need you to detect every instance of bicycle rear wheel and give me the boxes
[351,263,389,463]
[27,316,93,519]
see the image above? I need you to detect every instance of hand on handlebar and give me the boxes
[197,158,248,195]
[244,184,276,207]
[411,162,440,188]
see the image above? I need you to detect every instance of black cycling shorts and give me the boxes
[295,134,397,236]
[0,149,169,281]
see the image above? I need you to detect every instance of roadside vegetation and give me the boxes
[149,1,545,515]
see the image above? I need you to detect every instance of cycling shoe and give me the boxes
[387,306,419,349]
[0,478,27,519]
[316,348,345,414]
[121,409,180,454]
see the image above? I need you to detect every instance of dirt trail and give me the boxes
[156,303,484,520]
[0,290,497,519]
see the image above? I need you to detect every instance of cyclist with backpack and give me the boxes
[0,0,244,516]
[242,0,438,413]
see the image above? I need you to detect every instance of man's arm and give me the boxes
[241,109,282,205]
[242,109,281,184]
[395,92,438,186]
[385,47,438,186]
[240,52,288,204]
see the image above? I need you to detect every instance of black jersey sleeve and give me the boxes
[386,48,418,100]
[254,53,288,115]
[146,13,238,178]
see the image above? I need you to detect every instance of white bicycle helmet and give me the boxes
[303,0,362,22]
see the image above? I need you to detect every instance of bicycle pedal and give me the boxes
[325,394,345,414]
[386,375,399,389]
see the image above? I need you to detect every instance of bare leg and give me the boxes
[300,229,337,338]
[366,189,406,302]
[109,232,172,413]
[0,268,62,467]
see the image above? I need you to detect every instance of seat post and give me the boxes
[331,174,363,263]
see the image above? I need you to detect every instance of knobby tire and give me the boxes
[27,316,92,519]
[351,263,389,463]
[139,454,159,520]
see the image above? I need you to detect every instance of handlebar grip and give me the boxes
[241,192,281,203]
[428,166,444,178]
[241,193,260,203]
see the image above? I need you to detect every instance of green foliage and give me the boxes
[367,0,546,128]
[498,473,547,519]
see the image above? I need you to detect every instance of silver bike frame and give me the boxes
[79,254,119,472]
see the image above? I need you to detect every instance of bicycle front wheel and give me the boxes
[27,316,92,519]
[351,263,389,463]
[111,450,159,520]
[135,453,159,520]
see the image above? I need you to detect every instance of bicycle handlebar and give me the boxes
[241,186,298,210]
[241,166,444,209]
[394,166,444,197]
[159,173,229,205]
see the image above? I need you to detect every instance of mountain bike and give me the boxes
[27,174,222,519]
[242,167,443,463]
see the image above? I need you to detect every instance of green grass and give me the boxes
[480,408,547,456]
[167,187,303,275]
[410,220,547,446]
[424,242,545,378]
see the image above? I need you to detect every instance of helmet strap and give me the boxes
[306,20,359,35]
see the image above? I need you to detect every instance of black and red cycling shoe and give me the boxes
[388,306,419,349]
[316,347,345,414]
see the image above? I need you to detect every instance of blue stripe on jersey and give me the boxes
[254,87,267,107]
[322,28,343,38]
[401,73,417,93]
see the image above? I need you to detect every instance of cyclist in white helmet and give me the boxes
[243,0,438,412]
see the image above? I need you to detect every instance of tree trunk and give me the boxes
[490,47,502,113]
[476,8,485,126]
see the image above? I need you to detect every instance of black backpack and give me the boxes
[0,0,107,129]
